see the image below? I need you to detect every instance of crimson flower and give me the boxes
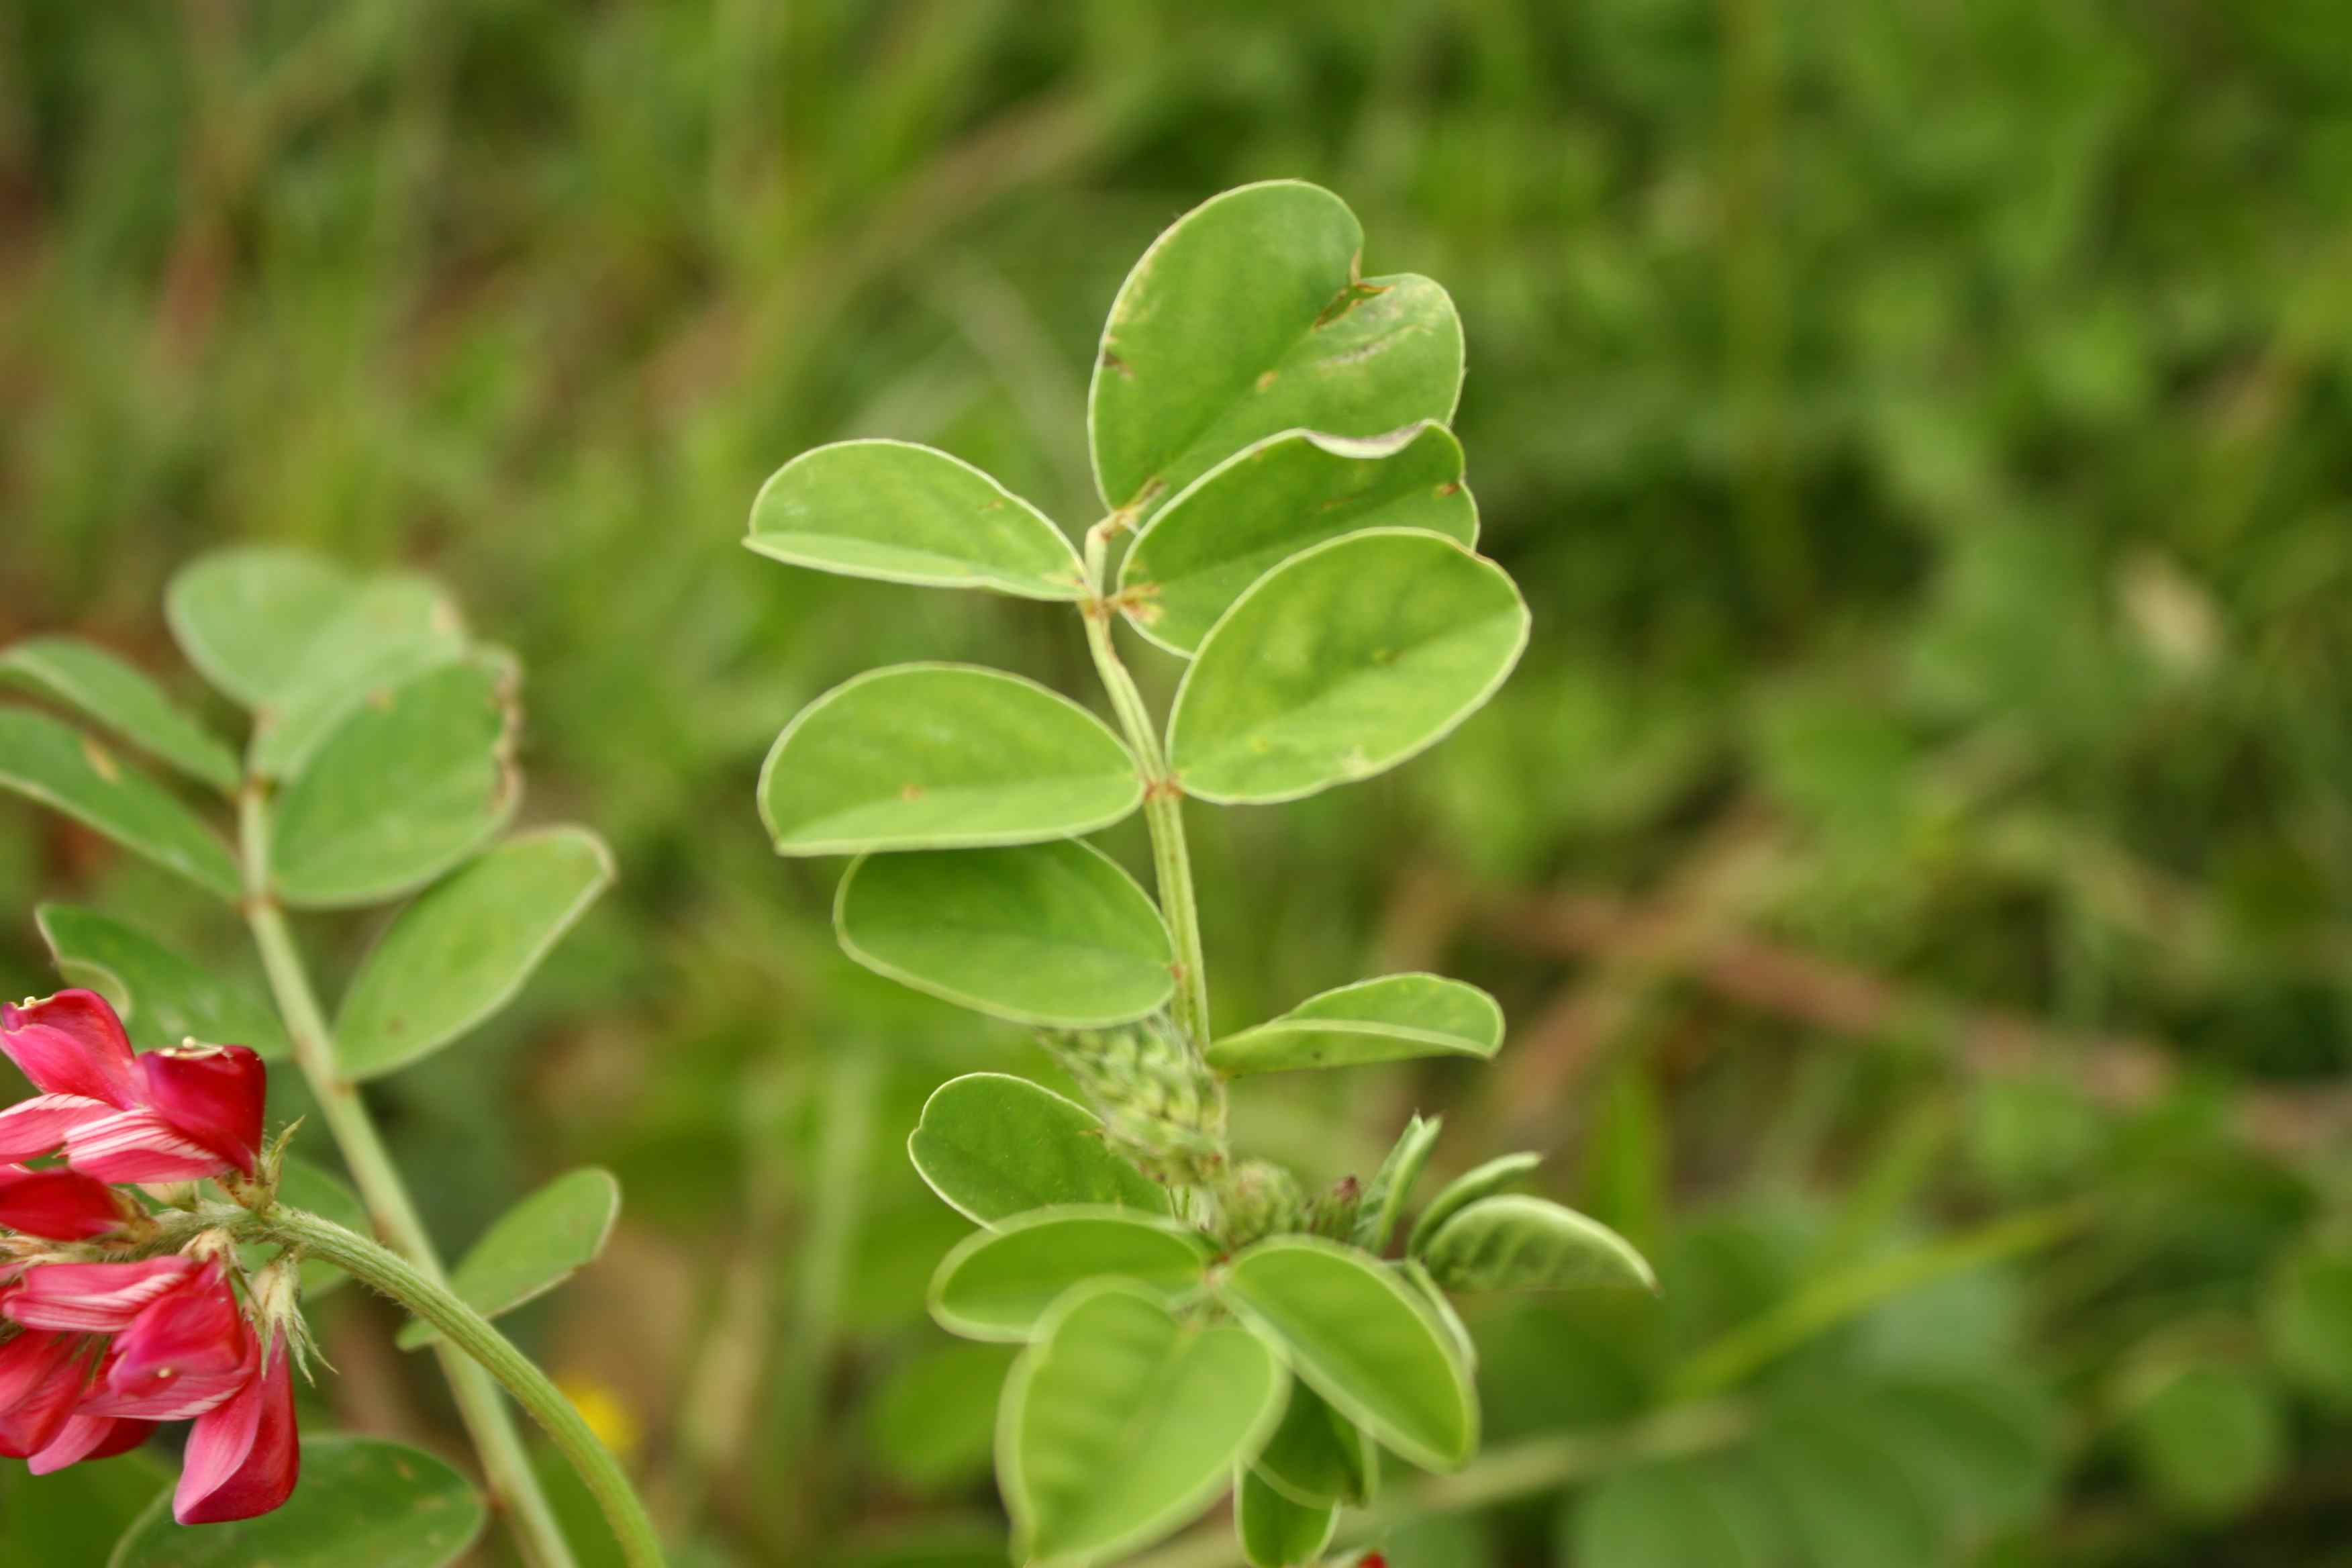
[0,1165,129,1240]
[0,991,264,1183]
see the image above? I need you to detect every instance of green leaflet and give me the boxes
[928,1206,1210,1342]
[1414,1194,1656,1294]
[164,547,369,709]
[999,1282,1286,1568]
[36,903,290,1059]
[1168,528,1528,804]
[397,1169,621,1350]
[269,652,520,908]
[1235,1465,1338,1568]
[908,1073,1171,1226]
[1118,422,1476,656]
[107,1437,485,1568]
[1353,1113,1444,1255]
[746,439,1086,599]
[1407,1152,1542,1255]
[1218,1236,1477,1472]
[1210,973,1503,1077]
[336,827,614,1080]
[247,575,469,781]
[761,664,1141,855]
[1251,1379,1377,1509]
[833,840,1174,1028]
[0,637,240,792]
[1089,181,1463,522]
[0,709,239,899]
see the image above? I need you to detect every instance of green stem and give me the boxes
[238,787,585,1568]
[1082,520,1212,1042]
[253,1206,667,1568]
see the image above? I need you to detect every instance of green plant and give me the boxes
[0,558,659,1566]
[745,181,1657,1567]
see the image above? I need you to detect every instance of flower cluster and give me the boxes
[0,991,298,1524]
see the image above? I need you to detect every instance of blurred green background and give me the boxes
[5,1,2352,1563]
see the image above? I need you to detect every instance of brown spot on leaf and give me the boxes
[899,783,925,803]
[81,737,118,783]
[1099,350,1134,380]
[1255,369,1279,393]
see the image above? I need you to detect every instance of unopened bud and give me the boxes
[1216,1160,1306,1249]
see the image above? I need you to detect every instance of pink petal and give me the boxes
[0,991,142,1109]
[107,1263,246,1391]
[61,1109,230,1183]
[3,1258,199,1333]
[139,1046,264,1177]
[0,1163,124,1240]
[175,1346,299,1524]
[0,1094,111,1164]
[0,1331,89,1459]
[27,1414,151,1474]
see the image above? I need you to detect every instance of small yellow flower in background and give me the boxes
[558,1373,642,1460]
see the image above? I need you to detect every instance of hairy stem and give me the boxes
[238,787,583,1568]
[1083,518,1212,1042]
[251,1206,667,1568]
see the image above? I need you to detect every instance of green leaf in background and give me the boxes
[1416,1195,1655,1294]
[107,1436,485,1568]
[999,1282,1285,1568]
[908,1073,1171,1226]
[0,709,238,899]
[1567,1455,1783,1568]
[760,665,1141,856]
[0,1447,168,1564]
[928,1206,1209,1342]
[1088,181,1463,521]
[1236,1465,1338,1568]
[2265,1242,2352,1405]
[1,638,240,792]
[1407,1153,1542,1255]
[1168,529,1529,803]
[164,547,366,709]
[867,1340,1021,1494]
[746,440,1086,599]
[1251,1381,1377,1509]
[834,840,1175,1027]
[1748,1401,1941,1568]
[2122,1363,2287,1520]
[1210,974,1504,1077]
[397,1168,621,1351]
[1218,1236,1477,1471]
[1118,422,1476,655]
[249,575,469,781]
[270,652,520,908]
[36,903,290,1058]
[1351,1112,1444,1255]
[1850,1375,2059,1547]
[336,827,614,1080]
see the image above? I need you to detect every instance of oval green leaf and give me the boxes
[1416,1194,1656,1294]
[1168,528,1529,803]
[1001,1281,1285,1567]
[36,904,289,1059]
[107,1436,485,1568]
[1236,1465,1338,1568]
[929,1206,1210,1342]
[1210,973,1504,1078]
[1089,181,1464,520]
[1118,422,1476,654]
[747,440,1086,599]
[0,710,238,899]
[397,1168,621,1351]
[834,840,1175,1027]
[270,653,520,908]
[1,638,240,793]
[337,827,614,1080]
[761,665,1141,855]
[249,575,469,781]
[1218,1236,1477,1471]
[164,547,366,709]
[1407,1152,1542,1256]
[1251,1380,1377,1508]
[908,1073,1171,1226]
[1351,1112,1444,1255]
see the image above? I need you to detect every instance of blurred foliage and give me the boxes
[3,0,2351,1563]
